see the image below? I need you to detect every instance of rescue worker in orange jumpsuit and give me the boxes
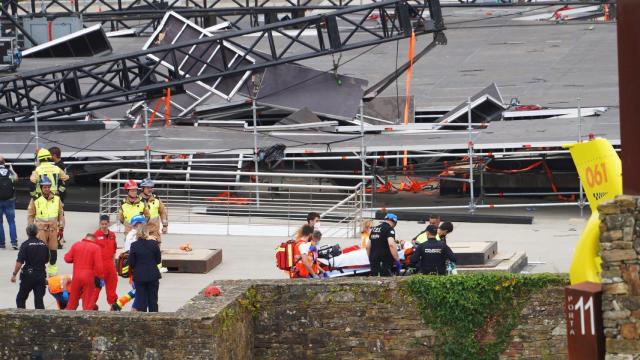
[139,178,168,242]
[27,175,64,276]
[118,180,149,234]
[92,214,119,311]
[64,233,104,311]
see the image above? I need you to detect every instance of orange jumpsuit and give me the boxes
[91,229,118,305]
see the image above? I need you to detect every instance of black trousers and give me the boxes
[370,259,394,277]
[16,272,46,309]
[133,280,159,312]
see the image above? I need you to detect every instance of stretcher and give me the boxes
[317,245,410,278]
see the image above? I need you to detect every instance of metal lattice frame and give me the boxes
[0,0,445,121]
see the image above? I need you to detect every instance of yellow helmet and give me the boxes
[37,148,52,161]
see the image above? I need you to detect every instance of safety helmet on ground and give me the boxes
[123,179,138,190]
[37,148,52,161]
[130,215,146,226]
[40,175,53,186]
[384,213,398,223]
[140,178,154,188]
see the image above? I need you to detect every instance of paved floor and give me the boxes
[0,206,586,311]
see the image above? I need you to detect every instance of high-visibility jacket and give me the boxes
[141,195,168,224]
[30,162,69,196]
[27,194,65,228]
[118,197,147,225]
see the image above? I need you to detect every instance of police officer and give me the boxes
[10,224,50,309]
[27,175,64,276]
[366,213,401,277]
[118,180,149,234]
[29,148,69,200]
[410,225,457,275]
[139,178,168,242]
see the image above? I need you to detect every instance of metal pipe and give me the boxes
[143,105,150,178]
[577,97,585,217]
[359,99,365,221]
[252,98,260,207]
[367,202,587,211]
[33,106,39,157]
[103,168,374,180]
[100,178,361,190]
[485,191,581,197]
[467,97,475,213]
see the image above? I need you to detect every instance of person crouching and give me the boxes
[64,234,104,310]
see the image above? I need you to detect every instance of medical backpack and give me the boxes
[275,240,297,270]
[116,251,130,278]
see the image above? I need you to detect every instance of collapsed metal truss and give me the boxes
[0,0,445,121]
[6,0,429,33]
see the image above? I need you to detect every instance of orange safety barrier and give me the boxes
[206,192,252,205]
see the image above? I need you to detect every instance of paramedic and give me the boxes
[92,215,119,310]
[64,233,104,311]
[292,224,324,278]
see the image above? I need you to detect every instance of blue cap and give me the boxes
[130,215,146,226]
[384,213,398,222]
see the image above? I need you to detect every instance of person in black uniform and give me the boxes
[10,224,50,309]
[410,225,457,275]
[367,213,401,277]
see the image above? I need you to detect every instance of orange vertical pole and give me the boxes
[402,31,416,173]
[164,88,171,127]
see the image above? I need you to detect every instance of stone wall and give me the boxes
[0,279,567,360]
[599,195,640,358]
[0,281,255,360]
[252,278,567,360]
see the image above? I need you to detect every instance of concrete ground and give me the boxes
[0,206,586,312]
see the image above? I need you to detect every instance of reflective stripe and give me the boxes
[146,197,160,219]
[121,199,146,223]
[35,162,62,194]
[35,195,60,220]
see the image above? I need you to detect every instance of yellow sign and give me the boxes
[563,138,622,284]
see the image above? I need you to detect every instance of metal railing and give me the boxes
[100,168,372,237]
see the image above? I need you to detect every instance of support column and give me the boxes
[617,0,640,194]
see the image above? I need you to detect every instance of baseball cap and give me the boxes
[384,213,398,223]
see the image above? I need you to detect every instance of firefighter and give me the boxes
[29,148,69,200]
[27,175,64,276]
[139,178,168,242]
[118,180,149,234]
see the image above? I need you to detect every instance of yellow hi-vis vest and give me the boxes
[34,162,63,194]
[121,198,146,224]
[415,232,441,244]
[144,196,161,219]
[35,194,61,222]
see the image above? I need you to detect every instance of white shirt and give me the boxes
[124,229,137,252]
